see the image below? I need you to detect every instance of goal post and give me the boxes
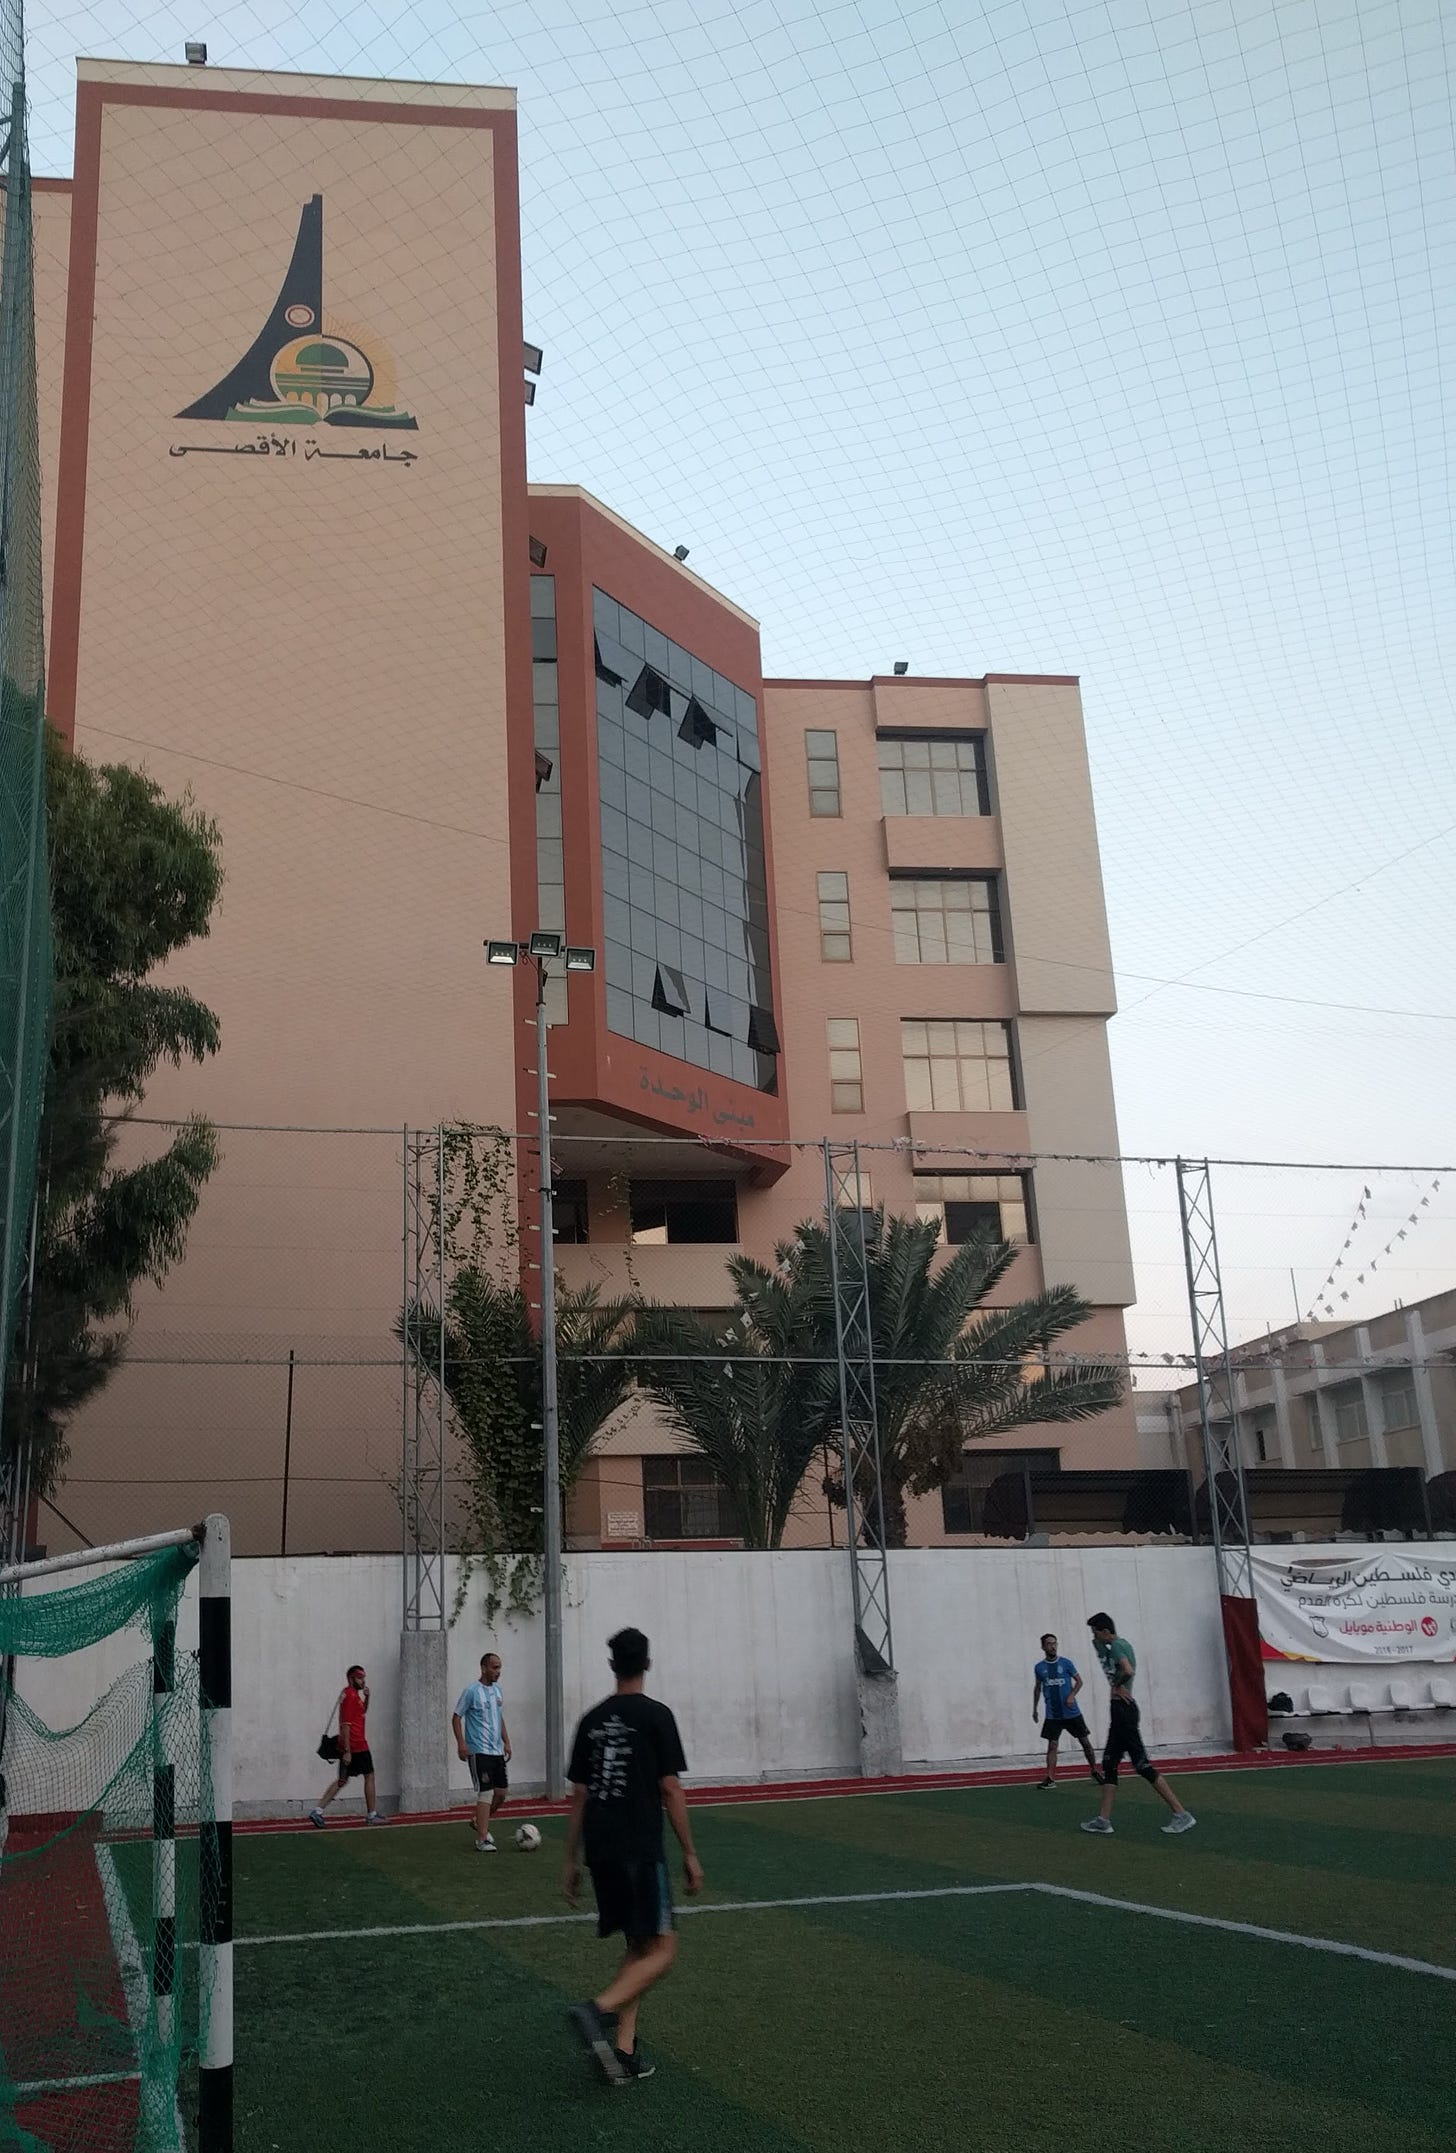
[0,1514,232,2152]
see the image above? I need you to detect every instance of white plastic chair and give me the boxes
[1346,1682,1386,1714]
[1429,1676,1456,1710]
[1306,1684,1340,1715]
[1388,1680,1422,1712]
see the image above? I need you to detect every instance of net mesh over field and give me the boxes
[0,1543,214,2151]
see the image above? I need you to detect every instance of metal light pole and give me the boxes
[486,931,595,1801]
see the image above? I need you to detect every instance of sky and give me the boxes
[22,0,1456,1367]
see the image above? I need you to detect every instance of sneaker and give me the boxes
[568,2001,625,2084]
[309,1808,326,1829]
[1161,1811,1197,1835]
[367,1811,387,1826]
[1036,1777,1055,1790]
[1080,1816,1114,1835]
[481,1833,498,1852]
[613,2046,655,2084]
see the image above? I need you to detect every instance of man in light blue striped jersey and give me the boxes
[452,1651,512,1851]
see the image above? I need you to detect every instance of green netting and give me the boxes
[0,27,53,1515]
[0,1547,198,1659]
[0,1546,216,2151]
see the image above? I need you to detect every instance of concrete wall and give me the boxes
[18,1545,1232,1815]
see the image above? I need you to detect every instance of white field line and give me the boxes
[13,2069,142,2096]
[234,1877,1456,1984]
[1027,1883,1456,1983]
[234,1881,1030,1948]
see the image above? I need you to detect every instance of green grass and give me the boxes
[234,1759,1456,2152]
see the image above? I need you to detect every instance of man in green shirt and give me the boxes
[1080,1613,1195,1837]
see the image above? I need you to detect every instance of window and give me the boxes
[1329,1383,1368,1445]
[530,575,566,1024]
[878,734,988,817]
[1301,1393,1323,1452]
[817,871,852,961]
[901,1019,1017,1113]
[552,1178,589,1244]
[594,588,777,1091]
[1379,1368,1419,1433]
[827,1018,863,1113]
[629,1179,738,1245]
[891,876,1002,965]
[643,1456,739,1541]
[806,730,841,816]
[914,1172,1028,1244]
[1251,1424,1269,1464]
[941,1448,1058,1536]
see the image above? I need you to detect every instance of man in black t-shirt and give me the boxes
[564,1627,702,2085]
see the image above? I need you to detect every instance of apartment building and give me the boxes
[31,59,1136,1553]
[1141,1289,1456,1491]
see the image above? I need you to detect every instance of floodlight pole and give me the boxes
[531,952,566,1803]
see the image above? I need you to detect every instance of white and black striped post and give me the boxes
[151,1608,177,2061]
[198,1513,233,2150]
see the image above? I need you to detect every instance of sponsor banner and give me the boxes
[1251,1550,1456,1663]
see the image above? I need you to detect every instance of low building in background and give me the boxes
[1136,1287,1456,1538]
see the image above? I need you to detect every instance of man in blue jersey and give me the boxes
[1032,1632,1103,1788]
[452,1651,511,1852]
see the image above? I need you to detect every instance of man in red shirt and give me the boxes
[311,1664,386,1826]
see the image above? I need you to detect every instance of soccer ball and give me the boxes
[514,1823,542,1851]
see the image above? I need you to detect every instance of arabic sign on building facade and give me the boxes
[1252,1549,1456,1662]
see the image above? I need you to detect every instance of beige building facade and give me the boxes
[32,60,1137,1556]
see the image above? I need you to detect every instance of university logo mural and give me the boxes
[178,195,418,431]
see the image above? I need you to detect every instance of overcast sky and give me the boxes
[25,0,1456,1365]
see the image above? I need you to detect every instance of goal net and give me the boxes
[0,1534,223,2151]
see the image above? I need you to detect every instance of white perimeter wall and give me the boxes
[17,1545,1233,1814]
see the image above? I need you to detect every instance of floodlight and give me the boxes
[673,545,690,562]
[523,341,544,374]
[485,940,520,966]
[528,931,563,959]
[564,946,597,973]
[893,660,909,676]
[184,41,207,64]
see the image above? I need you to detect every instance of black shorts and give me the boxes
[1102,1697,1159,1785]
[339,1748,374,1781]
[469,1753,508,1794]
[1042,1713,1089,1743]
[588,1857,675,1947]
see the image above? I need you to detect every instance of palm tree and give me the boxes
[792,1209,1124,1545]
[629,1258,835,1548]
[399,1271,638,1554]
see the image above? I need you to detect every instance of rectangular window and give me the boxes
[1379,1368,1419,1433]
[914,1171,1029,1244]
[901,1019,1016,1113]
[805,729,841,817]
[629,1179,739,1245]
[878,734,988,817]
[1329,1383,1368,1445]
[1301,1392,1323,1453]
[827,1018,863,1113]
[941,1447,1059,1536]
[643,1456,739,1541]
[891,876,1002,965]
[552,1178,589,1244]
[817,871,852,961]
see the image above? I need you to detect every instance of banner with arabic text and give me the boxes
[1252,1550,1456,1662]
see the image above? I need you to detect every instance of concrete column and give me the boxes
[857,1670,902,1776]
[1355,1327,1388,1468]
[397,1627,450,1815]
[1270,1363,1296,1467]
[1406,1308,1446,1480]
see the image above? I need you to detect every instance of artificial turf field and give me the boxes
[233,1757,1456,2153]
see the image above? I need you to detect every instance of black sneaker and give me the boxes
[1036,1777,1055,1790]
[568,2001,624,2083]
[614,2046,656,2083]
